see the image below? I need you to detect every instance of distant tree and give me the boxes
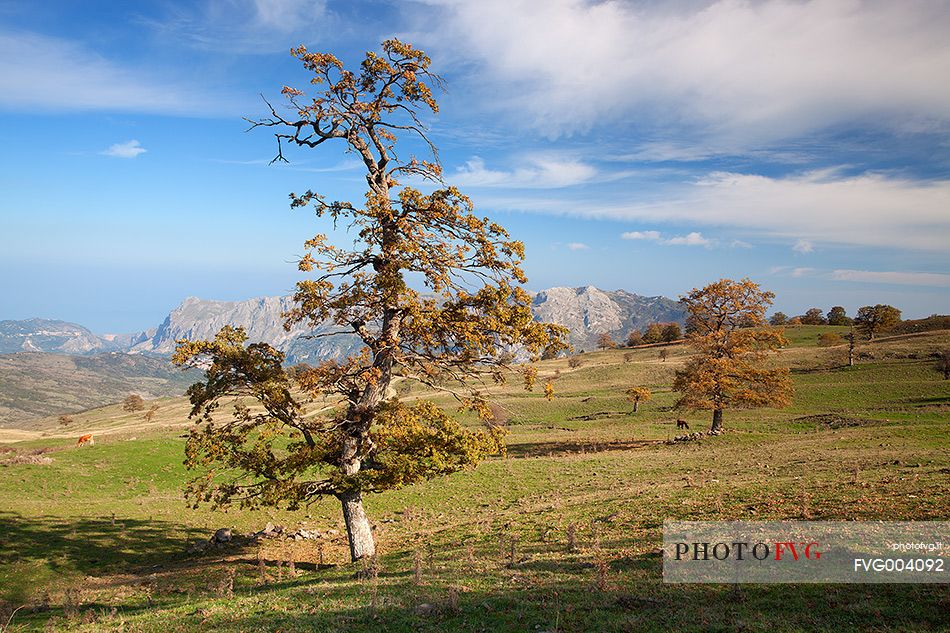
[658,349,669,362]
[673,278,793,432]
[623,352,634,363]
[143,404,160,423]
[567,356,583,369]
[769,312,788,326]
[642,323,665,344]
[818,332,843,347]
[661,322,682,342]
[122,395,145,413]
[597,333,616,350]
[826,306,852,326]
[934,350,950,380]
[625,330,643,347]
[787,316,802,326]
[625,387,652,414]
[854,305,902,340]
[58,414,73,427]
[800,308,827,325]
[173,40,568,562]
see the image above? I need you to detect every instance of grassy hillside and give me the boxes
[0,329,947,631]
[0,353,199,428]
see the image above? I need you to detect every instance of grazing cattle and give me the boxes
[676,419,690,430]
[77,434,94,447]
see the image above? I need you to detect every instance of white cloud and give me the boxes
[101,140,147,159]
[620,230,661,241]
[620,229,711,246]
[500,169,950,251]
[566,242,589,251]
[664,232,711,247]
[830,269,950,288]
[0,31,213,114]
[451,155,598,188]
[790,267,815,278]
[420,0,950,144]
[793,239,814,254]
[730,239,753,249]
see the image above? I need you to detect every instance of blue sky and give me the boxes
[1,0,949,333]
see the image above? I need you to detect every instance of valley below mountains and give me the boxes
[0,286,684,426]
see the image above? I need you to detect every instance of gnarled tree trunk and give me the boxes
[711,408,723,432]
[339,490,375,561]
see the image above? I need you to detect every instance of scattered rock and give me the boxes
[213,528,232,543]
[1,453,54,465]
[666,429,724,444]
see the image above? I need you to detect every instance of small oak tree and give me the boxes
[122,395,145,413]
[642,323,664,344]
[673,278,793,432]
[625,387,651,413]
[661,322,682,342]
[854,304,901,340]
[173,40,568,562]
[769,312,788,326]
[625,330,643,347]
[597,333,616,350]
[826,306,851,326]
[143,404,160,423]
[58,414,73,427]
[801,308,826,325]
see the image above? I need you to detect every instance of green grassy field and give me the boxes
[1,326,948,631]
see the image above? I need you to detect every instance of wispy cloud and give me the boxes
[420,0,950,146]
[101,140,147,159]
[500,169,950,251]
[830,269,950,288]
[790,267,815,278]
[620,230,661,241]
[0,30,214,114]
[664,232,711,247]
[451,155,598,189]
[793,239,814,254]
[566,242,589,251]
[620,229,711,247]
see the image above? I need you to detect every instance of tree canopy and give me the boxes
[624,386,651,413]
[673,278,793,432]
[854,304,901,340]
[173,39,568,561]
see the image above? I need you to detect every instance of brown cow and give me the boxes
[77,434,94,447]
[676,419,690,430]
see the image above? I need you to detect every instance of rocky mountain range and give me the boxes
[4,286,685,364]
[0,319,115,355]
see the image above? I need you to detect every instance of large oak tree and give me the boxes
[173,40,568,561]
[673,278,793,432]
